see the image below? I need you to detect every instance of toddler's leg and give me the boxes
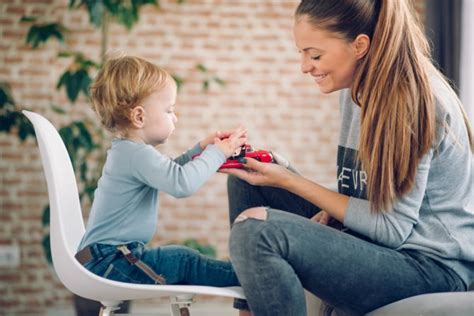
[141,245,239,286]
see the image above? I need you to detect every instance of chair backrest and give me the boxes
[23,111,86,283]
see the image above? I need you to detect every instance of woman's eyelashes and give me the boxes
[311,55,321,60]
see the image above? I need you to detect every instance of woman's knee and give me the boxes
[229,207,269,258]
[234,207,268,224]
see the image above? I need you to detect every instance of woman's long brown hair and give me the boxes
[296,0,473,212]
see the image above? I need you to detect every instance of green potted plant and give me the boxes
[1,1,226,314]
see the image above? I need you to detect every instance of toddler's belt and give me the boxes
[75,245,166,285]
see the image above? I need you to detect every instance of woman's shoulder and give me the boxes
[429,74,471,149]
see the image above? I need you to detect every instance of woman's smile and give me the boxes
[312,73,328,84]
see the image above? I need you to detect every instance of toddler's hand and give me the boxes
[199,130,236,149]
[214,126,247,157]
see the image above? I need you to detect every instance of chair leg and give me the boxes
[170,295,194,316]
[99,301,122,316]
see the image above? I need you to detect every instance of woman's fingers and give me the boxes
[239,157,263,171]
[311,211,330,225]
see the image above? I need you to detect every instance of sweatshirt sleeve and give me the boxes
[343,149,433,248]
[173,143,204,166]
[131,144,226,198]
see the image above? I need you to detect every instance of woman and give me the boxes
[223,0,474,315]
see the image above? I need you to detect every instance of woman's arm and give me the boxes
[285,172,348,222]
[224,153,433,249]
[222,157,349,222]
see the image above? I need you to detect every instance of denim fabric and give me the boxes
[82,241,239,286]
[227,176,465,316]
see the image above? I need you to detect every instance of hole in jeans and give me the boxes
[234,207,268,224]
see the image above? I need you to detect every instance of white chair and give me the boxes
[23,110,245,316]
[366,291,474,316]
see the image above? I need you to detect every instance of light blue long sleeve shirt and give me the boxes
[338,76,474,287]
[78,140,226,250]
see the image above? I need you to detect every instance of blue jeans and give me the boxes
[82,241,239,286]
[227,176,466,316]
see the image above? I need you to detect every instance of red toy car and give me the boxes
[220,144,274,169]
[193,144,274,169]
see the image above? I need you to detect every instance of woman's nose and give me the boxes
[300,56,313,74]
[173,113,178,123]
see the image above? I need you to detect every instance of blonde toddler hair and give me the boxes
[90,55,173,133]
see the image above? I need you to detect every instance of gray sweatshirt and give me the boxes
[338,77,474,287]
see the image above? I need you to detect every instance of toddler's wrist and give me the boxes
[199,140,209,150]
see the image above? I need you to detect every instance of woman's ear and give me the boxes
[130,106,146,128]
[353,34,371,60]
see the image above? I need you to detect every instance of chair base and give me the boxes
[98,295,195,316]
[170,295,193,316]
[100,301,122,316]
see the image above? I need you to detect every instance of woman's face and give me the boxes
[293,16,364,94]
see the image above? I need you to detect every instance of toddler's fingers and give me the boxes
[233,127,247,140]
[217,130,233,139]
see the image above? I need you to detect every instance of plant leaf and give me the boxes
[0,82,15,110]
[42,234,52,264]
[50,104,67,114]
[172,74,185,92]
[42,205,50,226]
[20,16,37,23]
[202,80,209,91]
[213,76,225,86]
[26,23,65,48]
[16,115,35,140]
[196,63,207,73]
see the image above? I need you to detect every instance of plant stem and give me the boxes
[101,10,109,63]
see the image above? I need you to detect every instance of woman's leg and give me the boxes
[227,175,321,224]
[227,175,322,313]
[229,209,465,316]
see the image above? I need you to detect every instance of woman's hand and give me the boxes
[220,157,294,188]
[310,210,331,225]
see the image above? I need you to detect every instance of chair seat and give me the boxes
[366,292,474,315]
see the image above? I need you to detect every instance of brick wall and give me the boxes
[0,0,425,313]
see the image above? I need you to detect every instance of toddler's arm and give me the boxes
[173,143,204,166]
[132,128,247,198]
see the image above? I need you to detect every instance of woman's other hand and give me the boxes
[310,210,332,225]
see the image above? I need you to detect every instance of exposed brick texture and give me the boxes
[0,0,425,313]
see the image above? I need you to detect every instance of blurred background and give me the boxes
[0,0,472,315]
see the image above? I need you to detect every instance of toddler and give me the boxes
[76,55,247,289]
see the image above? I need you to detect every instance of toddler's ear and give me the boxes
[130,106,145,128]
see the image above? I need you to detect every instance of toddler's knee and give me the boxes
[233,207,267,224]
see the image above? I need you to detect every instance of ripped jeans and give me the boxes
[227,176,466,316]
[82,241,239,287]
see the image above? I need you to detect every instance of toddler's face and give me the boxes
[141,82,178,146]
